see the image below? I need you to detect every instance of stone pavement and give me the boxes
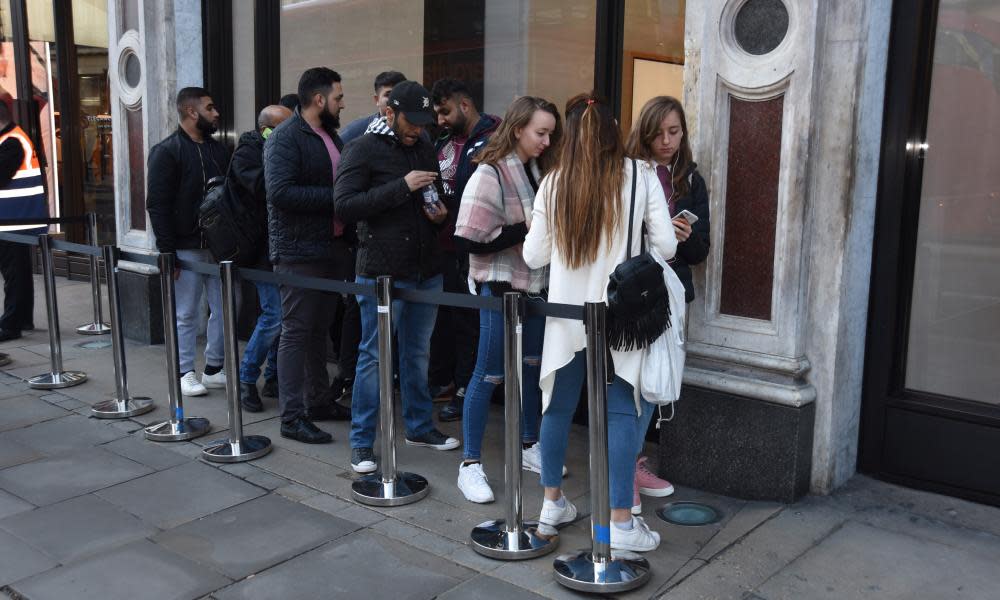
[0,275,999,599]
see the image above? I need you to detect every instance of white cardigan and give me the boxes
[523,159,677,414]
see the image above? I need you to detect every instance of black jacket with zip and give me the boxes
[146,127,229,253]
[334,117,443,281]
[264,110,347,266]
[669,163,711,303]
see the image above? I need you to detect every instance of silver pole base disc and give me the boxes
[201,435,272,463]
[144,417,212,442]
[352,471,429,507]
[471,519,558,560]
[28,371,88,389]
[553,551,651,594]
[76,322,111,335]
[91,396,154,419]
[0,353,10,367]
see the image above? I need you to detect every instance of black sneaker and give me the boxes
[239,382,263,412]
[328,375,346,398]
[306,400,351,421]
[280,417,333,444]
[405,428,460,450]
[339,380,354,404]
[438,387,465,422]
[261,377,278,398]
[351,447,377,473]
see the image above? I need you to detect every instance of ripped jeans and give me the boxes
[462,284,545,461]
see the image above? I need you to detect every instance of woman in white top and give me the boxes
[523,94,677,552]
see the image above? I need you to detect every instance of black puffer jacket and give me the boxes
[263,110,343,265]
[228,130,269,266]
[334,117,443,280]
[669,164,711,303]
[147,127,229,253]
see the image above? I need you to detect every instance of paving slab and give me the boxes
[0,494,156,563]
[100,434,192,471]
[0,488,34,520]
[1,413,126,455]
[0,447,152,506]
[0,436,45,469]
[95,461,266,529]
[154,493,359,579]
[300,492,386,528]
[0,529,58,586]
[8,539,231,600]
[213,530,473,600]
[439,574,549,599]
[0,394,70,432]
[754,520,1000,599]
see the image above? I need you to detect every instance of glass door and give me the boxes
[861,0,1000,505]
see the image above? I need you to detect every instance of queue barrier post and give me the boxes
[144,252,211,441]
[90,245,154,418]
[352,275,430,506]
[202,261,272,462]
[471,291,556,559]
[28,234,88,389]
[552,301,651,593]
[76,213,111,335]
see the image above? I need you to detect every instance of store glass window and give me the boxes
[279,0,595,127]
[622,0,685,134]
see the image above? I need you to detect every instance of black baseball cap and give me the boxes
[387,80,435,126]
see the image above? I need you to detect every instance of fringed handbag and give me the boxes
[606,159,671,351]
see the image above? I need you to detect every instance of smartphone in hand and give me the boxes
[674,209,699,226]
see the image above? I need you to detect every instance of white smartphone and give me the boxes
[674,209,699,226]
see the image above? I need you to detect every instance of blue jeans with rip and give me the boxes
[350,275,442,449]
[539,351,641,510]
[462,285,544,461]
[239,281,280,384]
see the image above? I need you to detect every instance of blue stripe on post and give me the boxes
[3,174,43,190]
[593,524,611,544]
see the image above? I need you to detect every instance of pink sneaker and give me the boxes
[636,456,675,497]
[632,477,642,515]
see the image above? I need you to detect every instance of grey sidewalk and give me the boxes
[1,275,999,599]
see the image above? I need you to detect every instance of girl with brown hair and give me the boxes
[453,96,562,503]
[523,94,677,552]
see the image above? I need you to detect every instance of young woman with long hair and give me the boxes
[523,94,677,551]
[624,96,710,510]
[452,96,562,503]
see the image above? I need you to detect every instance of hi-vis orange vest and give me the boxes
[0,124,48,233]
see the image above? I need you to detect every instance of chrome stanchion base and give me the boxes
[201,435,272,463]
[76,322,111,335]
[91,396,154,419]
[0,353,10,367]
[553,551,651,594]
[144,417,211,442]
[471,519,557,560]
[28,371,88,389]
[352,472,429,507]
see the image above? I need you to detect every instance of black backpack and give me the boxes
[606,159,671,351]
[198,172,264,267]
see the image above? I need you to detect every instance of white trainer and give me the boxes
[521,443,568,476]
[201,370,227,389]
[610,516,661,552]
[537,495,578,536]
[457,462,495,504]
[180,371,207,397]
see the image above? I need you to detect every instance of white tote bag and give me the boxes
[640,249,687,412]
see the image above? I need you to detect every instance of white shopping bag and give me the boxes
[640,249,687,411]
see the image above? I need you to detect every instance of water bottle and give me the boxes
[422,184,440,215]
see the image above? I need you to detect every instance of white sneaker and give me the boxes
[610,516,661,552]
[201,370,227,389]
[537,495,578,536]
[457,462,495,504]
[521,443,568,476]
[180,371,207,397]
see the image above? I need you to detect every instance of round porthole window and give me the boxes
[734,0,789,56]
[123,51,141,88]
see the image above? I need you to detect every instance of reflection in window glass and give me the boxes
[622,0,685,133]
[905,1,1000,405]
[279,0,595,126]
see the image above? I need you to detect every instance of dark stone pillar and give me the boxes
[119,270,163,345]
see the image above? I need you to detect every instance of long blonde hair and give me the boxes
[475,96,562,175]
[548,93,625,269]
[625,96,693,198]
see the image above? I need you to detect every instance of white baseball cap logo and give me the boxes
[422,96,429,108]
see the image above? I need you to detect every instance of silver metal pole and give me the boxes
[471,292,556,560]
[553,301,651,593]
[144,252,211,441]
[352,275,429,506]
[203,261,272,462]
[77,213,110,335]
[91,245,153,418]
[28,234,87,389]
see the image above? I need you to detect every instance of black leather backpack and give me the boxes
[198,173,264,267]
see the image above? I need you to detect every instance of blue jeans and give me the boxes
[350,275,442,449]
[174,249,225,375]
[540,351,641,510]
[463,285,544,460]
[239,281,280,384]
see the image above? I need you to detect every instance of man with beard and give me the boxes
[264,67,350,443]
[335,80,460,474]
[147,87,231,397]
